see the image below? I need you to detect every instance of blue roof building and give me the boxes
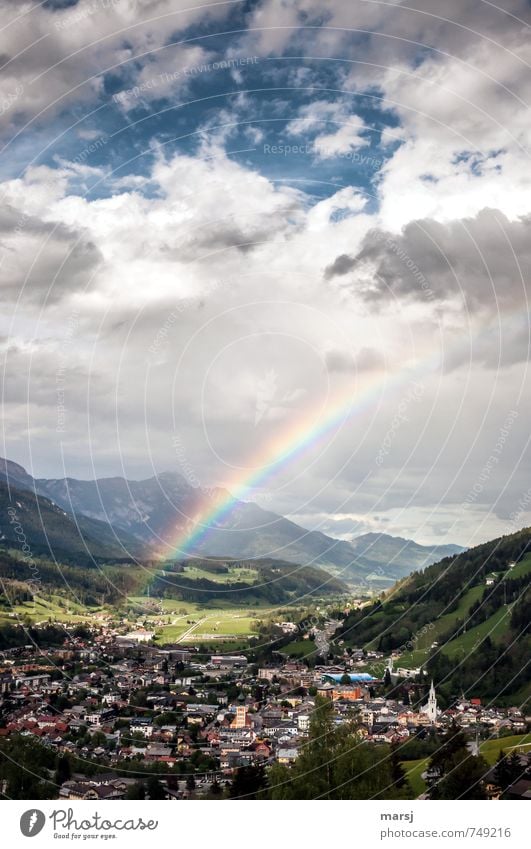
[323,673,377,683]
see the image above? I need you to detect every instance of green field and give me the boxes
[507,555,531,580]
[0,595,109,625]
[479,733,531,763]
[396,584,485,669]
[394,557,531,669]
[176,564,260,584]
[0,585,294,646]
[441,605,513,659]
[278,638,317,658]
[401,758,427,797]
[152,603,275,644]
[400,733,531,798]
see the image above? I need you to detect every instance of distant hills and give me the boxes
[0,480,141,562]
[0,456,463,585]
[335,527,531,705]
[152,557,347,605]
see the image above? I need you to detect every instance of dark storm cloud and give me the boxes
[325,209,531,319]
[0,205,103,304]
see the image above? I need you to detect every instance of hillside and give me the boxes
[0,457,463,585]
[335,527,531,705]
[151,557,347,605]
[0,481,142,562]
[347,532,464,576]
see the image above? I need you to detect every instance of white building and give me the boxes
[421,680,439,723]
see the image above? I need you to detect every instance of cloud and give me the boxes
[286,100,369,159]
[1,0,531,547]
[325,346,385,373]
[0,198,102,306]
[326,209,531,321]
[0,0,235,132]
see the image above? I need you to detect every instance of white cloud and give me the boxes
[2,0,531,545]
[0,0,235,131]
[286,100,369,159]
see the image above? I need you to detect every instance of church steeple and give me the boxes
[423,680,438,723]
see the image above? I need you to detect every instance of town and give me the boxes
[1,612,529,801]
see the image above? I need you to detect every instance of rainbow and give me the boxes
[157,282,529,561]
[160,353,436,560]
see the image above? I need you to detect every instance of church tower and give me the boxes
[424,680,438,723]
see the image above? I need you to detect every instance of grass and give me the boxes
[154,605,274,643]
[507,555,531,580]
[400,734,531,799]
[0,595,108,625]
[126,596,202,615]
[396,584,485,668]
[207,615,258,635]
[441,605,512,659]
[424,585,485,646]
[395,648,432,670]
[393,557,531,669]
[401,758,427,797]
[278,638,316,658]
[179,564,259,584]
[479,733,531,765]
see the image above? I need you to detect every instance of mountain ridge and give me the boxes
[0,456,464,583]
[335,526,531,704]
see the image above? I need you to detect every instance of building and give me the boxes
[421,681,439,723]
[322,672,377,684]
[117,630,154,644]
[233,705,248,729]
[277,748,299,764]
[210,655,247,668]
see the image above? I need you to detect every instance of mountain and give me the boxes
[348,532,464,575]
[0,457,463,584]
[0,480,142,562]
[335,527,531,704]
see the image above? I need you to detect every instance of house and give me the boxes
[254,741,271,760]
[297,714,310,733]
[505,779,531,800]
[117,630,154,644]
[258,668,280,682]
[277,748,299,764]
[145,744,173,761]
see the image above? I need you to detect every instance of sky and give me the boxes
[0,0,530,548]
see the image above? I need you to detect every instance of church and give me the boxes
[421,680,439,723]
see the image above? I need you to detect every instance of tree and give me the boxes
[146,775,166,799]
[429,724,468,775]
[268,697,411,800]
[428,724,488,800]
[126,781,146,800]
[495,750,524,794]
[390,745,408,790]
[430,751,488,800]
[54,755,71,786]
[228,764,267,799]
